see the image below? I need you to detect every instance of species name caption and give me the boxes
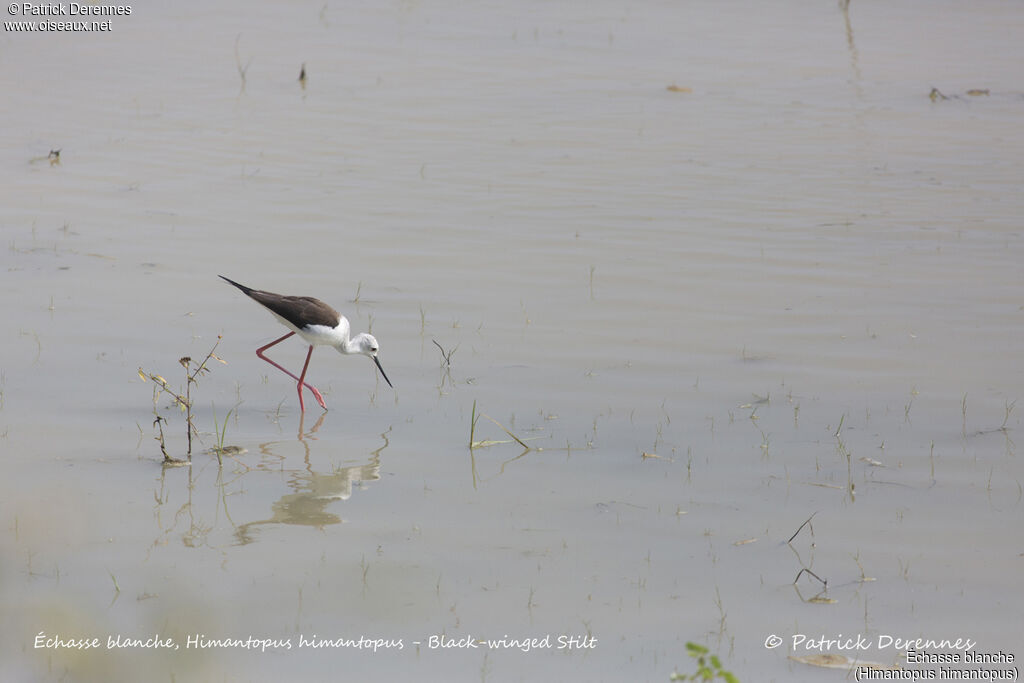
[34,632,598,653]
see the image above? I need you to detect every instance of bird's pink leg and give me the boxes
[255,333,328,411]
[295,345,328,412]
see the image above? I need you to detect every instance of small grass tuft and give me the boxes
[670,642,739,682]
[139,335,227,464]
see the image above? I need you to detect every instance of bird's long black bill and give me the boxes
[373,356,393,388]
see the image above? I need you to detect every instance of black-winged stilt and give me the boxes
[219,275,392,411]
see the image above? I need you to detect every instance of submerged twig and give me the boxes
[480,413,529,449]
[833,413,845,438]
[787,512,817,544]
[469,400,478,448]
[793,567,827,587]
[432,339,457,367]
[234,34,251,91]
[153,415,170,461]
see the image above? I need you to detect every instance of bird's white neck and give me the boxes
[338,337,359,355]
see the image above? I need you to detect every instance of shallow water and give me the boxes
[2,1,1023,681]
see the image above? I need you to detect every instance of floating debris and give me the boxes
[162,458,191,468]
[205,445,247,457]
[789,654,893,671]
[471,439,515,449]
[808,595,838,605]
[28,149,62,166]
[666,84,692,93]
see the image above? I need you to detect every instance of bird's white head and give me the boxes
[348,333,380,357]
[345,333,393,388]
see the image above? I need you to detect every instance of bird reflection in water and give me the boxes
[233,423,388,545]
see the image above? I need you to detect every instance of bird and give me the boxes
[219,275,392,411]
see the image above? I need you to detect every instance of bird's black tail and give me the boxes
[219,275,253,295]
